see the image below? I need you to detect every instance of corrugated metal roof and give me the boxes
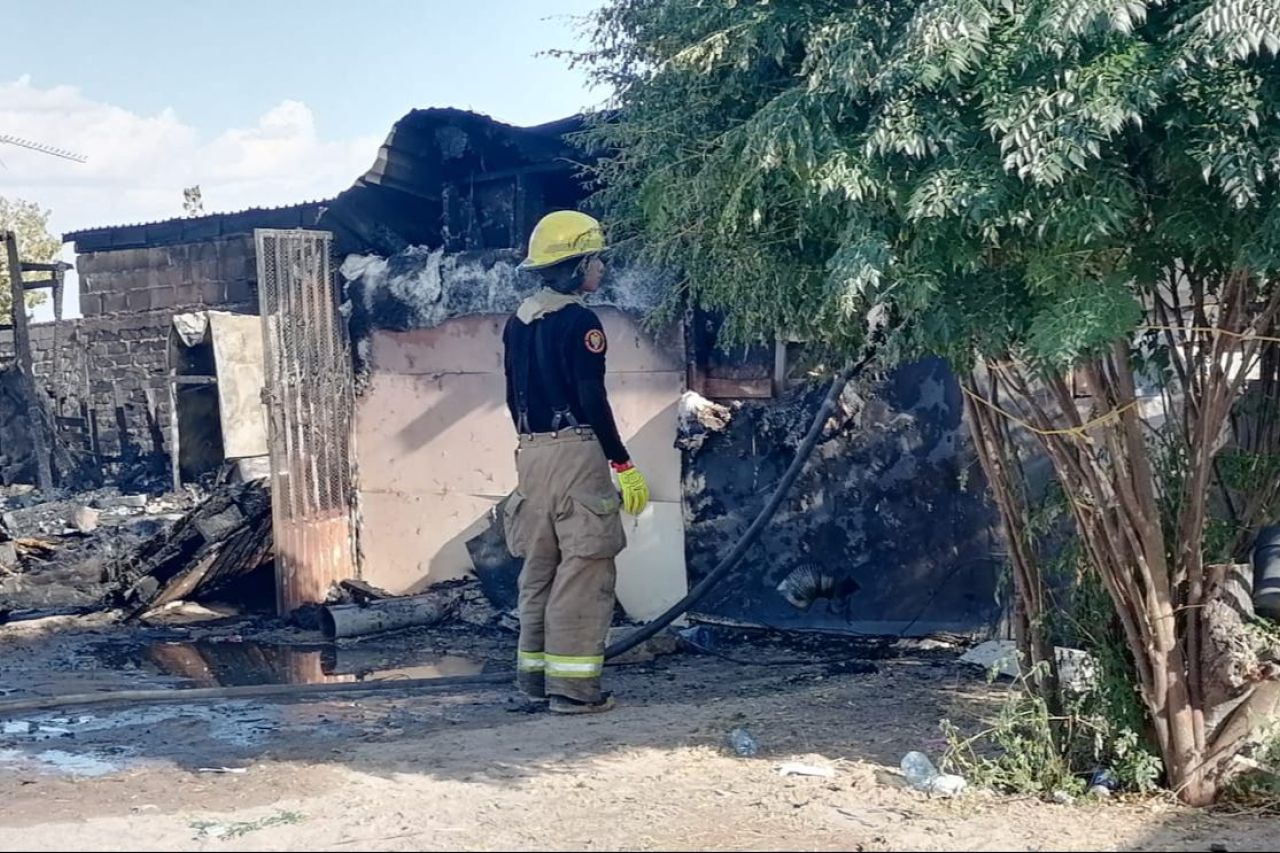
[63,199,332,239]
[64,200,332,253]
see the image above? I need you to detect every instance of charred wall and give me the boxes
[0,236,258,486]
[685,359,1002,636]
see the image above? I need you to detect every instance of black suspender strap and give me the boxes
[533,321,580,433]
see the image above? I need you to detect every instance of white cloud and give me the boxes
[1,76,378,228]
[1,76,381,318]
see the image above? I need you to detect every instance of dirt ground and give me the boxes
[0,616,1273,852]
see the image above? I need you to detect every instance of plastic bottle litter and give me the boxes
[900,751,938,787]
[899,751,967,797]
[928,773,968,797]
[1089,768,1119,791]
[726,728,759,757]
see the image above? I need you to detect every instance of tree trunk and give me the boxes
[963,369,1059,703]
[978,268,1280,802]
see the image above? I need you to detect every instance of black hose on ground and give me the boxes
[0,352,873,715]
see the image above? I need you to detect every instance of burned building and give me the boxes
[1,202,325,487]
[4,107,1001,635]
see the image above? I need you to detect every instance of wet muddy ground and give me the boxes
[0,617,1274,851]
[0,614,510,775]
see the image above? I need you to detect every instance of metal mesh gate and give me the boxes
[255,229,358,613]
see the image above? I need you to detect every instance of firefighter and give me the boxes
[501,210,649,715]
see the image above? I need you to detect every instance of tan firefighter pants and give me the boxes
[503,430,625,703]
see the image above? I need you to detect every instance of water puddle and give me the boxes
[0,701,285,778]
[84,637,488,689]
[0,636,492,778]
[177,639,484,686]
[0,747,121,777]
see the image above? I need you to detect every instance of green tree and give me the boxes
[0,196,57,322]
[575,0,1280,803]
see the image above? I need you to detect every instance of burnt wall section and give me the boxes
[0,237,259,486]
[319,109,589,257]
[684,358,1002,636]
[0,368,38,484]
[341,246,668,379]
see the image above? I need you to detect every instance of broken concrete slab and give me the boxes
[958,639,1096,691]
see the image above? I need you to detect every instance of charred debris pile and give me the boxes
[0,473,273,624]
[0,472,508,640]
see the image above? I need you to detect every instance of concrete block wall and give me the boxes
[76,236,257,318]
[0,236,260,478]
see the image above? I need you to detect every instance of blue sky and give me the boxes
[0,0,605,318]
[1,0,604,136]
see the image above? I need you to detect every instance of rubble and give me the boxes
[337,578,394,603]
[0,478,268,620]
[107,479,273,616]
[605,625,681,664]
[958,640,1097,691]
[0,515,165,613]
[68,506,99,534]
[676,392,732,454]
[0,486,188,540]
[681,361,1001,636]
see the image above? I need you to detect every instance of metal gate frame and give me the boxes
[255,228,359,613]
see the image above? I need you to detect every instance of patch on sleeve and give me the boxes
[584,328,607,354]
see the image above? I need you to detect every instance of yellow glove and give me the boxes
[612,462,650,516]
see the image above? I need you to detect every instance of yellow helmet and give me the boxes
[519,210,606,271]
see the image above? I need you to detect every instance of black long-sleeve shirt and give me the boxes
[502,303,630,465]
